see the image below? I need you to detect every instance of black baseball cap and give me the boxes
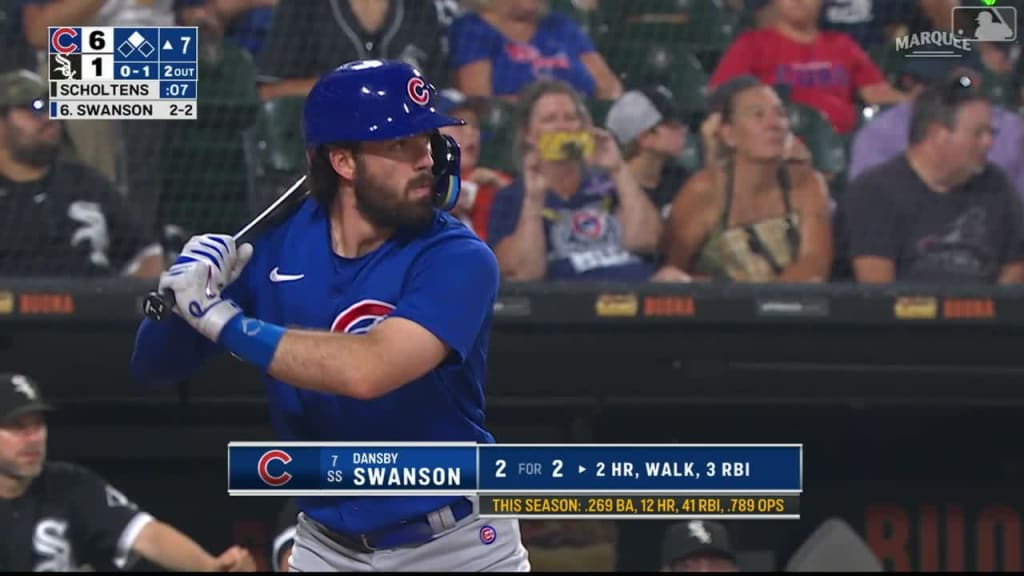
[0,373,53,423]
[661,520,736,567]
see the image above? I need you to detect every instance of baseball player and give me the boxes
[0,373,255,571]
[130,59,531,572]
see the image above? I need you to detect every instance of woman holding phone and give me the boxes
[486,79,664,281]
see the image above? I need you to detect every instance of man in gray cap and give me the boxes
[847,45,1024,202]
[604,86,690,220]
[0,69,164,277]
[0,372,256,571]
[660,520,740,572]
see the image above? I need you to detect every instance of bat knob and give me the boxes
[143,290,176,321]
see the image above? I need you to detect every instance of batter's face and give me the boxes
[351,132,437,230]
[1,104,62,168]
[0,411,47,482]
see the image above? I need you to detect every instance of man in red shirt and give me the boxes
[709,0,907,136]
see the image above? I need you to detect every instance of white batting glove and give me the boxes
[176,234,253,292]
[158,234,253,341]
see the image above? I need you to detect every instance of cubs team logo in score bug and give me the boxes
[331,299,396,334]
[257,449,292,487]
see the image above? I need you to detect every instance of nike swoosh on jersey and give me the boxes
[269,267,305,282]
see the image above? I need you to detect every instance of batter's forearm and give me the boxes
[266,329,388,400]
[496,200,548,280]
[130,316,217,388]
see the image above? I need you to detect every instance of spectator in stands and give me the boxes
[604,86,690,221]
[0,70,163,278]
[436,88,513,239]
[839,75,1024,285]
[0,3,36,73]
[747,0,958,51]
[448,0,622,102]
[256,0,446,101]
[660,76,833,283]
[848,49,1024,203]
[487,79,664,281]
[660,520,740,572]
[0,372,257,572]
[20,0,218,235]
[207,0,277,58]
[710,0,907,136]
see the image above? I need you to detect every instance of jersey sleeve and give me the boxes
[844,34,885,90]
[389,234,500,363]
[448,13,501,69]
[708,32,757,89]
[272,499,299,572]
[66,465,154,570]
[557,13,596,56]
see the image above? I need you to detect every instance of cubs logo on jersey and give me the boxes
[330,299,396,334]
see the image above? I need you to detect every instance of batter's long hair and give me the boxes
[307,143,359,207]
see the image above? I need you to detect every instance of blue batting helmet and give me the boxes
[303,59,464,211]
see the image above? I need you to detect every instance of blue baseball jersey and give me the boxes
[130,198,500,534]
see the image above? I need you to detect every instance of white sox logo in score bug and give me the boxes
[258,449,293,487]
[407,77,429,106]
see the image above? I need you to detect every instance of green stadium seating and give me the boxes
[243,96,306,212]
[605,42,709,116]
[160,42,260,235]
[786,103,847,178]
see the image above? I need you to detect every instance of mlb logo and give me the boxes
[49,27,82,54]
[48,53,81,81]
[951,6,1017,42]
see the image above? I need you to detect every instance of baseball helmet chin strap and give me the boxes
[431,131,461,212]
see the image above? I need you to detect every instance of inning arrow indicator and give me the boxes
[578,465,586,474]
[163,40,173,50]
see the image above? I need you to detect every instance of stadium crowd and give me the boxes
[1,0,1023,570]
[1,0,1022,287]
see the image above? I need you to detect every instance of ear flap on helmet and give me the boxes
[431,131,461,212]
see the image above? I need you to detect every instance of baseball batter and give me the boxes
[129,60,530,572]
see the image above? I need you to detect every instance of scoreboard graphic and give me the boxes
[47,26,198,120]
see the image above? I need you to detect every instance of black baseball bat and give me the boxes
[141,175,310,322]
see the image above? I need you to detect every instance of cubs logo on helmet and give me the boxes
[331,299,396,334]
[407,77,430,106]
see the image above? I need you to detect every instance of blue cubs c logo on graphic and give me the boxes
[331,299,396,334]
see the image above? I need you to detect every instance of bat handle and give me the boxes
[142,289,176,321]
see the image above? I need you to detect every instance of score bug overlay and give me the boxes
[47,26,198,120]
[227,442,803,520]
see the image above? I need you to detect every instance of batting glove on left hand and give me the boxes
[158,234,252,342]
[176,234,253,292]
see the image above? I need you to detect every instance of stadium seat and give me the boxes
[477,99,521,177]
[604,42,709,116]
[595,0,737,71]
[981,70,1020,109]
[786,103,847,179]
[159,42,261,235]
[242,96,306,212]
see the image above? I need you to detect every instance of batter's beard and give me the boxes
[10,141,59,168]
[353,166,436,231]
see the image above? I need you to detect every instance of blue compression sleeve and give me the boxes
[130,315,221,388]
[217,315,286,372]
